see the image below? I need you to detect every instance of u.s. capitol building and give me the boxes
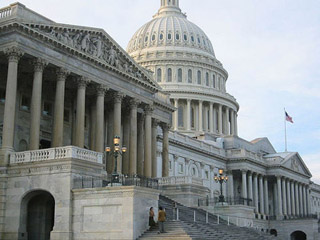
[0,1,319,239]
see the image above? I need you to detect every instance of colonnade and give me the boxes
[228,170,311,219]
[0,47,170,178]
[172,98,238,135]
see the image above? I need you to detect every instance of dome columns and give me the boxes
[171,98,238,137]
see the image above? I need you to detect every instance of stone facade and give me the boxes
[0,1,319,240]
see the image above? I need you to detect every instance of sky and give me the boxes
[2,0,320,183]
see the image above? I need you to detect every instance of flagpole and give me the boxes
[284,108,287,152]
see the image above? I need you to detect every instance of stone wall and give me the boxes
[72,186,159,240]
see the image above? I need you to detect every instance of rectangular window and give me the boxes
[169,161,172,170]
[178,163,184,173]
[20,95,31,111]
[205,171,209,179]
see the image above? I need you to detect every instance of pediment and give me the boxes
[282,153,312,177]
[8,21,160,91]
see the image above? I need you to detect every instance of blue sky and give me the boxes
[2,0,319,183]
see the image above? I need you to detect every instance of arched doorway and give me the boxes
[290,230,307,240]
[270,229,277,236]
[19,190,55,240]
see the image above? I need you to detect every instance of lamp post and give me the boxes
[214,169,228,203]
[105,135,127,184]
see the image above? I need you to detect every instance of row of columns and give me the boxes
[0,47,170,178]
[276,176,311,218]
[172,98,238,135]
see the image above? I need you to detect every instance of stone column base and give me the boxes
[51,231,72,240]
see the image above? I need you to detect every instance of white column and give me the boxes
[161,123,170,177]
[187,99,191,131]
[95,86,106,152]
[29,58,47,150]
[303,185,307,216]
[144,105,153,178]
[113,92,123,173]
[230,110,235,135]
[277,176,283,217]
[52,69,69,147]
[75,77,89,148]
[248,172,253,201]
[225,107,230,135]
[287,179,292,216]
[264,177,269,215]
[151,119,158,178]
[137,114,144,176]
[129,99,139,175]
[299,183,303,216]
[253,174,259,213]
[1,47,23,161]
[209,102,213,133]
[234,113,238,136]
[227,170,234,198]
[282,178,287,216]
[173,99,178,131]
[198,100,203,132]
[306,185,311,215]
[213,105,217,132]
[259,175,265,215]
[291,181,296,216]
[295,182,300,216]
[241,170,247,199]
[218,104,223,134]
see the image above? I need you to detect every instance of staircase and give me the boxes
[138,195,276,240]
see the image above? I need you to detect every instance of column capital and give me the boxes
[185,158,191,165]
[96,85,108,96]
[152,119,159,128]
[160,122,171,131]
[56,68,70,80]
[113,92,124,103]
[77,76,91,88]
[241,169,247,174]
[187,99,191,103]
[144,104,154,115]
[32,58,48,72]
[129,98,140,108]
[4,46,24,62]
[173,154,179,160]
[247,171,253,177]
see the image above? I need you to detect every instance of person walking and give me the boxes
[158,206,166,234]
[149,207,156,229]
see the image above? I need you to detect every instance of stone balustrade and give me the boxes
[226,149,263,162]
[10,146,103,164]
[158,176,203,186]
[0,6,12,19]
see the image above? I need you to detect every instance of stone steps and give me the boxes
[138,195,276,240]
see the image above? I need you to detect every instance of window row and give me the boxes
[142,32,208,46]
[157,68,222,88]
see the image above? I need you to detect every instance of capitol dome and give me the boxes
[127,0,239,138]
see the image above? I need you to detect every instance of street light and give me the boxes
[105,135,127,184]
[214,169,228,203]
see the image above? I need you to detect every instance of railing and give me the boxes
[158,176,203,186]
[198,196,253,207]
[73,175,159,189]
[10,146,103,164]
[226,148,264,162]
[0,6,12,19]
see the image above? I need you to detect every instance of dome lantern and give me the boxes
[158,0,182,16]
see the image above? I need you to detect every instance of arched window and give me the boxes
[178,68,182,82]
[188,69,192,83]
[206,72,209,86]
[145,36,148,42]
[191,36,194,42]
[213,74,216,88]
[178,106,184,127]
[176,33,180,40]
[184,34,188,41]
[157,68,162,82]
[168,33,172,40]
[197,70,201,84]
[191,107,195,128]
[152,34,155,41]
[167,68,172,82]
[160,33,164,40]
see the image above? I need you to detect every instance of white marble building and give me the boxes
[0,1,319,240]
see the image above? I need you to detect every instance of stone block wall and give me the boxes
[72,186,159,240]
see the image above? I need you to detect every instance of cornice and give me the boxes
[0,21,160,93]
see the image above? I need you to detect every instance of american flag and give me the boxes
[285,111,293,123]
